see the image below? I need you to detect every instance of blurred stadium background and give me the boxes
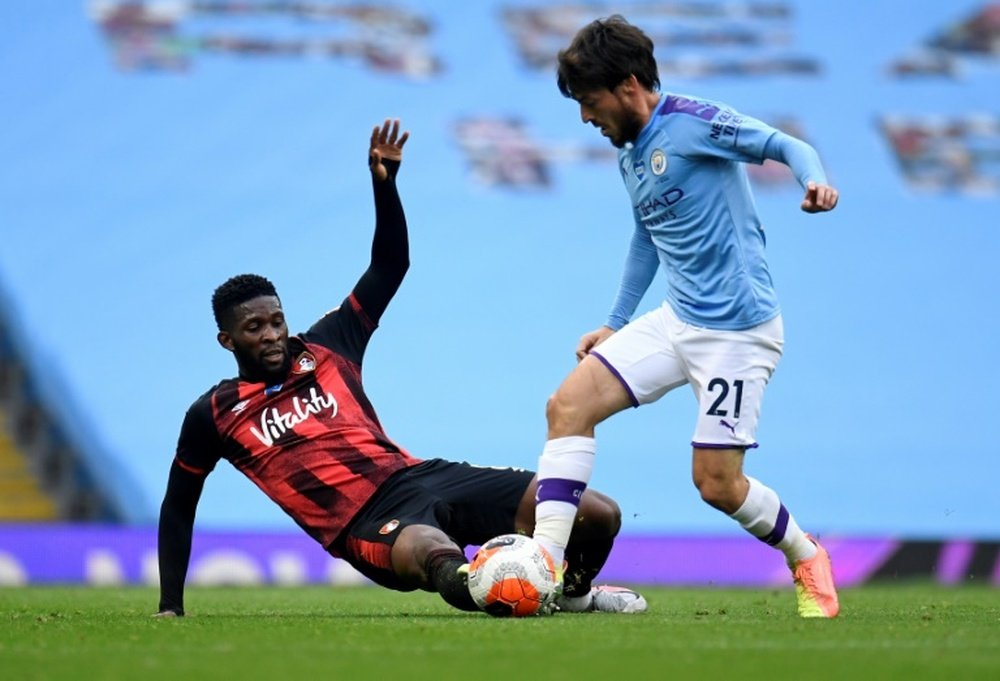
[1,1,997,588]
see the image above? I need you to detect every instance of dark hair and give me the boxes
[556,15,659,99]
[211,273,279,330]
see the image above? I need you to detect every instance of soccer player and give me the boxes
[155,119,645,617]
[531,16,840,618]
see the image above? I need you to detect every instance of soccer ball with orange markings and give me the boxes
[467,534,559,617]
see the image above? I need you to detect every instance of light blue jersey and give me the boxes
[607,93,827,331]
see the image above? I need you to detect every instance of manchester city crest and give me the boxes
[650,149,668,175]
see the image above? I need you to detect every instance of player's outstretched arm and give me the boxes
[761,131,839,214]
[154,461,207,617]
[354,119,411,324]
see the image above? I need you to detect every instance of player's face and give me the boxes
[219,295,291,384]
[576,85,644,148]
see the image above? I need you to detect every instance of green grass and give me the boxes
[2,584,998,680]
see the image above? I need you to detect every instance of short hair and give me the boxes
[211,273,279,330]
[556,15,660,99]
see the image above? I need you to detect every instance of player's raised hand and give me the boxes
[369,118,410,182]
[801,181,839,213]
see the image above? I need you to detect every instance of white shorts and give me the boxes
[590,303,784,449]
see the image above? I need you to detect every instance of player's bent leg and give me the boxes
[516,480,621,585]
[692,449,839,618]
[534,356,633,567]
[546,354,634,439]
[557,490,648,614]
[516,481,622,540]
[562,489,620,597]
[391,524,478,612]
[514,479,646,614]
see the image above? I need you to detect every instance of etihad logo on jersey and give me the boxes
[248,386,339,446]
[636,187,685,218]
[292,352,316,374]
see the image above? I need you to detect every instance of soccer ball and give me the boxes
[467,534,559,617]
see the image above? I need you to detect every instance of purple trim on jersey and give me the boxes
[536,477,586,506]
[590,351,639,408]
[657,95,720,121]
[691,441,760,449]
[762,504,790,547]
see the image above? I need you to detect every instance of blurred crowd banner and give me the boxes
[0,526,997,587]
[89,1,442,76]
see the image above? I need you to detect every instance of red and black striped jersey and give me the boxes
[174,293,421,551]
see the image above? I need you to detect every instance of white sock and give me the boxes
[533,436,596,567]
[730,477,816,563]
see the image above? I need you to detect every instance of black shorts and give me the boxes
[330,458,535,591]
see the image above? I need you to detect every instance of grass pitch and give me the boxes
[2,584,998,680]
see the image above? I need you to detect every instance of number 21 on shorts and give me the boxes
[706,378,743,418]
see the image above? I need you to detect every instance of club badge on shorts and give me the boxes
[378,519,400,535]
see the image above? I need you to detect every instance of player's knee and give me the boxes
[693,475,742,514]
[545,390,591,433]
[544,391,565,424]
[577,491,622,538]
[596,495,622,537]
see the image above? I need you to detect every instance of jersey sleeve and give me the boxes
[664,96,778,165]
[607,224,660,330]
[352,158,408,324]
[175,393,223,475]
[299,293,375,365]
[762,131,829,187]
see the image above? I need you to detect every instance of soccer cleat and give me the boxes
[791,534,840,618]
[589,585,648,613]
[556,585,648,614]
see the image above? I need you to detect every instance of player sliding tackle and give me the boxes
[155,118,646,618]
[532,16,840,618]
